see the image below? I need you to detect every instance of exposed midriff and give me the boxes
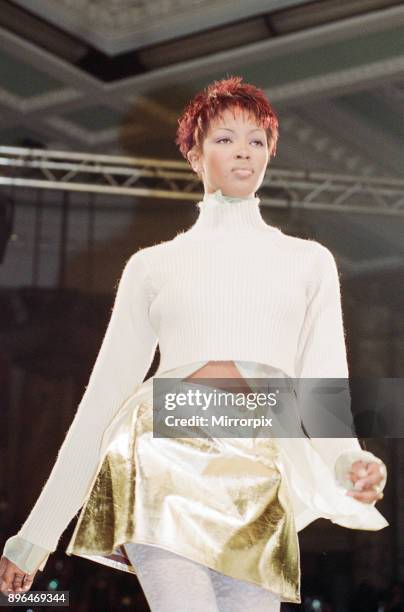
[184,360,254,393]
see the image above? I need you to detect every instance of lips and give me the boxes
[232,168,254,178]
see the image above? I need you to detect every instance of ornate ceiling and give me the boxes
[0,0,402,177]
[0,0,403,288]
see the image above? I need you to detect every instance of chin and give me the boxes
[224,189,247,197]
[229,186,254,197]
[226,182,249,191]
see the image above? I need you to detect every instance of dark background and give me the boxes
[1,1,404,610]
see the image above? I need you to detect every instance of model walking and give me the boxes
[1,76,387,611]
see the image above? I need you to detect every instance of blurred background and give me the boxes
[0,0,403,610]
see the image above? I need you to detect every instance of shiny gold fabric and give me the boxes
[66,375,301,604]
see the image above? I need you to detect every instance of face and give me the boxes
[187,106,270,199]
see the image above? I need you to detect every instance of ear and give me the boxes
[187,147,202,175]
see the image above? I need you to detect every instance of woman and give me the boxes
[0,76,388,611]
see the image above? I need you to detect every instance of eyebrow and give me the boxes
[213,128,265,135]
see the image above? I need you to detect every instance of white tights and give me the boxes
[124,542,281,612]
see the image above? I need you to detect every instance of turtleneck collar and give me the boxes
[187,189,281,235]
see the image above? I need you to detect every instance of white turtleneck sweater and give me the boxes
[3,189,387,575]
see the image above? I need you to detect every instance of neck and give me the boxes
[189,189,279,234]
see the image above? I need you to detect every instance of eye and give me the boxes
[252,140,264,146]
[216,137,231,143]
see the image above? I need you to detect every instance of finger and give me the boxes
[346,461,383,485]
[355,474,383,491]
[21,575,34,591]
[346,468,369,484]
[1,580,14,595]
[346,467,368,484]
[367,462,382,473]
[351,465,386,491]
[12,573,29,592]
[368,462,386,483]
[346,469,360,483]
[347,489,383,503]
[350,461,369,478]
[1,568,17,593]
[0,565,8,586]
[0,557,7,576]
[0,570,7,593]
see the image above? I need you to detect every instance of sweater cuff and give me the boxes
[334,449,387,505]
[3,536,51,574]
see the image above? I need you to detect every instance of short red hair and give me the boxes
[175,75,279,164]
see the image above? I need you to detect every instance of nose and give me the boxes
[235,151,250,159]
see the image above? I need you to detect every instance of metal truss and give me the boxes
[0,146,404,216]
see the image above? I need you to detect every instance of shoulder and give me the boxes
[275,233,342,293]
[275,230,334,263]
[124,237,181,279]
[295,239,342,291]
[128,237,178,262]
[308,240,340,275]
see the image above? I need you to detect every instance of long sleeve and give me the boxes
[294,244,381,473]
[295,244,349,381]
[3,538,50,575]
[2,250,158,573]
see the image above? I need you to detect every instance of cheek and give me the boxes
[257,149,269,170]
[257,145,269,159]
[206,150,231,177]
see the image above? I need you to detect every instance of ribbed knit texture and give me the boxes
[7,188,351,557]
[150,189,349,381]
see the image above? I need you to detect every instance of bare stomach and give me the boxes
[184,360,253,394]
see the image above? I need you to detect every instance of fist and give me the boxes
[0,556,36,595]
[345,460,386,504]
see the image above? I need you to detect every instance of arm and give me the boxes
[2,539,50,575]
[294,244,387,496]
[2,251,158,573]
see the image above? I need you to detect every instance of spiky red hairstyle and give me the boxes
[175,75,279,164]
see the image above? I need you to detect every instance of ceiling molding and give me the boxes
[299,96,404,177]
[11,0,310,55]
[107,4,404,93]
[0,86,80,113]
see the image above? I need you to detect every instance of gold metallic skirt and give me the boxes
[66,374,301,604]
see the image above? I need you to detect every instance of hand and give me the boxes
[0,556,36,595]
[345,460,386,504]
